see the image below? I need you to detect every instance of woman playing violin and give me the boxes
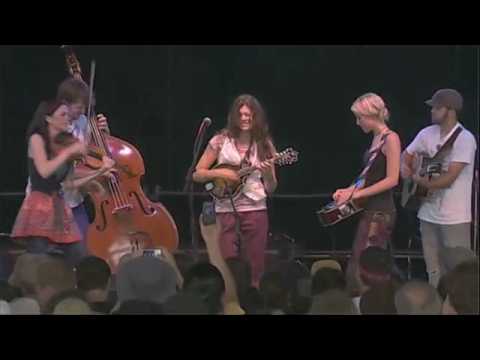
[12,100,114,266]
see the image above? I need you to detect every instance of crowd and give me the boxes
[0,215,477,315]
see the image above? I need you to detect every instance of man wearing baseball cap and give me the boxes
[401,89,477,287]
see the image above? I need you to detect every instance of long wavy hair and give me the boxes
[26,99,68,158]
[221,94,275,161]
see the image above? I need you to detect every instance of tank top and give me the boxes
[362,137,395,212]
[28,148,71,195]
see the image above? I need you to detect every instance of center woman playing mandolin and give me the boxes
[193,94,277,288]
[333,93,401,295]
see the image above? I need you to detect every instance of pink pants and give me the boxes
[346,210,396,295]
[217,210,269,288]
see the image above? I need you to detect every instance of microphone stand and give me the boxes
[226,188,244,257]
[184,120,210,261]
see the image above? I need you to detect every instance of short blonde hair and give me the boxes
[351,93,390,122]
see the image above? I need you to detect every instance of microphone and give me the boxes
[196,117,212,138]
[202,117,212,129]
[185,117,214,257]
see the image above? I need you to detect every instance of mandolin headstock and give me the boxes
[275,147,299,167]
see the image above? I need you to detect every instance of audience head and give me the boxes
[311,268,346,296]
[259,271,289,314]
[162,292,209,315]
[395,281,442,315]
[9,253,50,297]
[0,280,22,302]
[118,253,135,267]
[272,260,312,314]
[309,289,357,315]
[225,257,253,308]
[310,259,342,276]
[359,246,393,288]
[440,246,477,273]
[0,299,12,315]
[174,252,197,279]
[116,256,177,305]
[75,256,112,301]
[0,300,11,315]
[442,260,479,315]
[53,298,92,315]
[34,257,76,311]
[360,281,398,315]
[113,299,164,315]
[9,297,41,315]
[45,289,88,314]
[183,262,225,315]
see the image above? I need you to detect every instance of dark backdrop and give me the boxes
[0,45,478,251]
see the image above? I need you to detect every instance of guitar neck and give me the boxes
[238,153,283,177]
[238,166,256,177]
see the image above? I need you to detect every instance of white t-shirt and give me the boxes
[406,123,477,225]
[63,114,89,208]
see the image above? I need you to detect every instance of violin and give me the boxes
[52,131,104,169]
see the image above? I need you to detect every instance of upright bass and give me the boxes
[62,46,179,272]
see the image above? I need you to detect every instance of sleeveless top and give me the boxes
[362,136,396,212]
[209,134,268,213]
[28,135,71,195]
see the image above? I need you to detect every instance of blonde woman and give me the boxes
[333,93,401,294]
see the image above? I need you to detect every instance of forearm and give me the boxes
[38,152,71,179]
[400,152,414,179]
[420,174,455,190]
[193,168,223,183]
[353,177,399,200]
[63,168,108,191]
[346,184,357,192]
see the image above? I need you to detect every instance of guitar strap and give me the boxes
[240,137,254,168]
[471,148,479,253]
[351,131,392,193]
[225,136,254,256]
[431,125,463,161]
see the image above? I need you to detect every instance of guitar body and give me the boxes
[204,147,299,201]
[401,127,463,211]
[401,155,442,210]
[206,163,246,201]
[317,198,365,227]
